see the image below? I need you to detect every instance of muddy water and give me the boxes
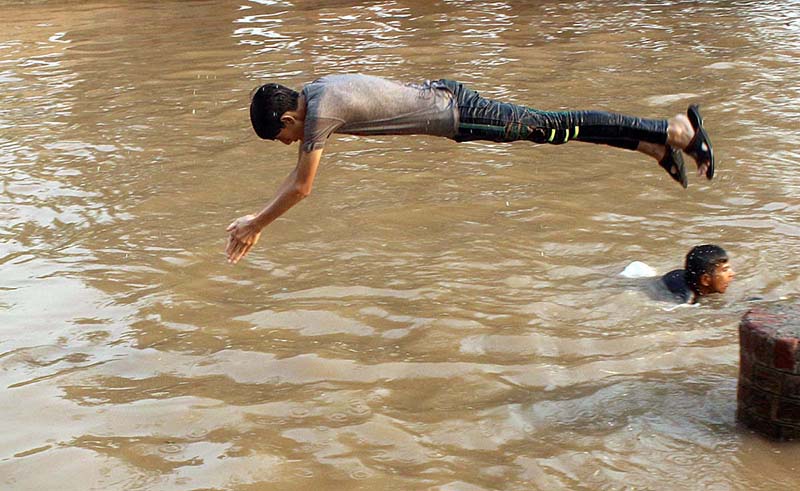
[2,0,800,489]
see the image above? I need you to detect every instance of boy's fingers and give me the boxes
[228,244,244,263]
[235,241,250,259]
[232,249,245,264]
[224,224,259,264]
[238,240,255,260]
[227,237,246,261]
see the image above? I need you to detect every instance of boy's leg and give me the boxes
[573,136,639,151]
[441,80,706,184]
[515,109,668,147]
[448,92,670,148]
[500,107,702,176]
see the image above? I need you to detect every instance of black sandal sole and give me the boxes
[658,145,688,188]
[686,104,715,180]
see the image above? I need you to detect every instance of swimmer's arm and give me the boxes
[225,147,323,264]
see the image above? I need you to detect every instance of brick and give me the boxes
[738,302,800,440]
[737,409,782,439]
[741,314,774,336]
[775,397,800,424]
[751,364,783,394]
[739,325,755,352]
[774,337,800,372]
[777,423,800,440]
[751,333,776,368]
[737,383,776,420]
[742,412,800,440]
[741,310,778,337]
[781,373,800,399]
[739,351,754,383]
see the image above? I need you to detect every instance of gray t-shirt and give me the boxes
[300,74,458,152]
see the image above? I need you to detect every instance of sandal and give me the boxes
[658,145,687,189]
[686,104,714,179]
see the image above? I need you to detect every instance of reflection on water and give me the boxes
[2,0,800,489]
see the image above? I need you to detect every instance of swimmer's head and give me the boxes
[250,83,300,141]
[685,244,735,296]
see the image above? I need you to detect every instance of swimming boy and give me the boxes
[661,245,735,303]
[226,74,715,264]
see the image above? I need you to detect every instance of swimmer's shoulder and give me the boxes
[661,269,692,303]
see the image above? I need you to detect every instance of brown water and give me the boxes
[2,0,800,489]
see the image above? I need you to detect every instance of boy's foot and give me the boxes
[658,145,688,188]
[685,104,714,179]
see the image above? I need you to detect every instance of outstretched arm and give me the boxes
[225,147,323,264]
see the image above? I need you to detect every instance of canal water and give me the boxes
[2,0,800,489]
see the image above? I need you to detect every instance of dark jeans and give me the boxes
[436,79,668,150]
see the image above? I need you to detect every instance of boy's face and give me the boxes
[275,114,304,145]
[705,261,735,294]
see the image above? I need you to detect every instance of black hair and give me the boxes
[249,83,299,140]
[685,244,728,292]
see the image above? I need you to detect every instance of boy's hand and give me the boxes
[226,214,262,264]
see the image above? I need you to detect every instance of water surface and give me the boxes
[2,1,800,489]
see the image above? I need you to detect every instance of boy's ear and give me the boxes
[699,273,712,287]
[280,113,294,125]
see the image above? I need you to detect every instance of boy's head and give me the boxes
[250,83,300,140]
[685,244,735,296]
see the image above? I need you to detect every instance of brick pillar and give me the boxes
[737,302,800,439]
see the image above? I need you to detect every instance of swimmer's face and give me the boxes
[706,261,735,294]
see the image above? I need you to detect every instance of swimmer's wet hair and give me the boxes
[685,244,728,291]
[250,83,299,140]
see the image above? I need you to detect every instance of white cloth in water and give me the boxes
[619,261,658,278]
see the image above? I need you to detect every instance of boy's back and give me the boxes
[300,74,457,152]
